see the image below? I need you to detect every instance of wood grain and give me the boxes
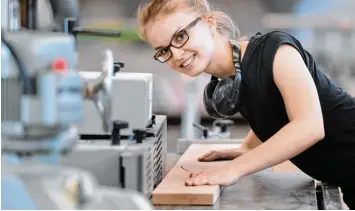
[152,144,241,205]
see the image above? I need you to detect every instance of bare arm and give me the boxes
[198,129,262,161]
[230,44,325,178]
[241,129,262,150]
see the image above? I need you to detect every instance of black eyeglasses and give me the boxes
[153,17,202,63]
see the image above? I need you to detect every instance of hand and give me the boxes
[198,146,249,162]
[185,163,241,187]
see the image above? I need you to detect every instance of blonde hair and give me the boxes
[136,0,240,41]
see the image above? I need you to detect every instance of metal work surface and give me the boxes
[319,183,344,210]
[156,154,341,210]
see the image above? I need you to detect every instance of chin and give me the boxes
[185,68,204,77]
[180,61,206,77]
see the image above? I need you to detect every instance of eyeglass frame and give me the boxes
[153,17,203,63]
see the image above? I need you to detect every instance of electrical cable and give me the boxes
[1,30,33,94]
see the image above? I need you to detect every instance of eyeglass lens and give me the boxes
[156,31,189,62]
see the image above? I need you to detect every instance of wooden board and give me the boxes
[152,144,241,205]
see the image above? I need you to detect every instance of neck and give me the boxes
[204,34,248,78]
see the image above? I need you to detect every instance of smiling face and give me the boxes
[146,10,216,77]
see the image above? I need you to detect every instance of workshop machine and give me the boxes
[62,114,167,199]
[1,0,155,209]
[62,69,168,199]
[177,119,243,154]
[54,2,168,200]
[1,29,154,210]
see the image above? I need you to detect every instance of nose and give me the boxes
[170,46,184,61]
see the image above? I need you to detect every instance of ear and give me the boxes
[204,15,216,34]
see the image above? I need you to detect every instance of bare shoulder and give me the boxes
[272,43,322,122]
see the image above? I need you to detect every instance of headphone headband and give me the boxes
[229,40,242,101]
[203,40,243,119]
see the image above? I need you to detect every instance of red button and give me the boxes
[52,58,67,72]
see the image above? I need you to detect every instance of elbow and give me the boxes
[315,125,325,141]
[297,117,324,142]
[309,118,325,142]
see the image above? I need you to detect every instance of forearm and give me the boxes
[241,129,262,150]
[231,119,324,177]
[228,130,261,156]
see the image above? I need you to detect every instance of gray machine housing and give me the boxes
[2,159,153,210]
[1,31,78,130]
[78,71,153,136]
[62,115,167,199]
[1,30,154,210]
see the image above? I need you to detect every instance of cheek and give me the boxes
[166,60,180,72]
[167,60,176,69]
[193,35,214,62]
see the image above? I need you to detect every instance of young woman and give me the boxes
[137,0,355,208]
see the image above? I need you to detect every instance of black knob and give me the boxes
[113,62,124,75]
[113,120,129,129]
[193,123,208,138]
[220,125,227,132]
[132,129,155,144]
[215,120,234,133]
[133,129,146,144]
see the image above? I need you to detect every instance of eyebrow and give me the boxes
[154,26,183,50]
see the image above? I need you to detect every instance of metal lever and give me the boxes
[111,120,129,145]
[192,123,209,138]
[83,49,114,133]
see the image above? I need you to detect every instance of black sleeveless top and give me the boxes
[239,31,355,186]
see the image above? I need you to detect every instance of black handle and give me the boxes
[193,123,208,138]
[133,129,155,144]
[214,120,234,132]
[114,62,124,75]
[146,115,156,128]
[111,120,129,145]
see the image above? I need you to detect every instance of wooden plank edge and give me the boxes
[152,189,221,205]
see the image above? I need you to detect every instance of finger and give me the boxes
[194,176,212,186]
[186,176,210,186]
[207,177,219,186]
[190,171,203,178]
[191,178,203,186]
[200,177,209,185]
[198,150,215,161]
[203,152,220,161]
[185,178,196,186]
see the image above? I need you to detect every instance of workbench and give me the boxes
[156,153,344,210]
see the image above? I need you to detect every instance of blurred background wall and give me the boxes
[75,0,355,119]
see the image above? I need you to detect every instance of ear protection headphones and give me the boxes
[203,40,243,119]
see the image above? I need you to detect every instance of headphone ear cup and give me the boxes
[212,74,241,117]
[203,80,225,119]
